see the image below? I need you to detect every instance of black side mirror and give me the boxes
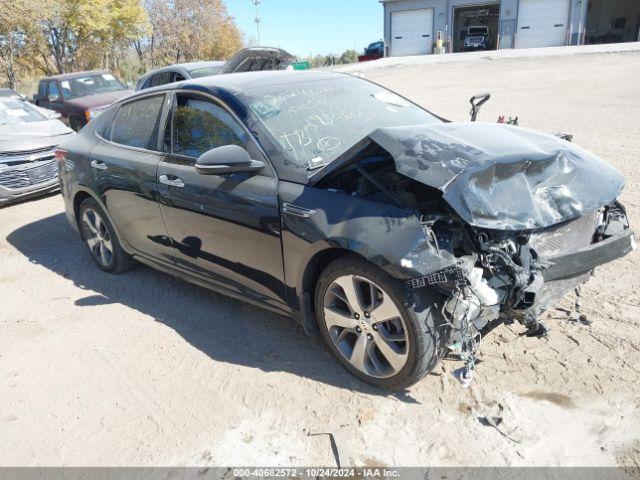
[195,145,264,175]
[469,93,491,122]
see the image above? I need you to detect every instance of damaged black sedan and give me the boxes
[57,71,635,389]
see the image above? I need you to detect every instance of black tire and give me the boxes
[69,116,84,132]
[315,254,449,390]
[78,197,136,273]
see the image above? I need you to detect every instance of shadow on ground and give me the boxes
[6,212,418,401]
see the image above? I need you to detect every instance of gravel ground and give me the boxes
[1,48,640,467]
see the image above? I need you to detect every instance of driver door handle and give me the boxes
[90,160,107,170]
[159,174,185,188]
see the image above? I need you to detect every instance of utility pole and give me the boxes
[252,0,261,46]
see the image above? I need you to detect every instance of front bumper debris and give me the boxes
[542,229,635,281]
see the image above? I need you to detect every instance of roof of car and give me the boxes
[140,61,225,78]
[147,70,349,96]
[41,70,112,81]
[0,88,19,97]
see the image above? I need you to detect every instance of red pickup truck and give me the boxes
[33,70,130,131]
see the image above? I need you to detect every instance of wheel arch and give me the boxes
[296,243,408,336]
[72,188,131,253]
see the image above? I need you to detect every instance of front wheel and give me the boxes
[315,255,448,390]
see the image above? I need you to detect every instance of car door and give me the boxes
[39,80,65,117]
[157,91,286,307]
[89,92,174,262]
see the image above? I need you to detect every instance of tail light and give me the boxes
[54,149,68,165]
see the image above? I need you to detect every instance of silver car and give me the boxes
[0,94,74,206]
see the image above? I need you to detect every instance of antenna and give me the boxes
[252,0,261,46]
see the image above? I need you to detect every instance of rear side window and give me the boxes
[111,95,165,150]
[172,94,248,158]
[148,72,171,88]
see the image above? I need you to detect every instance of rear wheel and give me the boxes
[78,198,136,273]
[315,255,448,390]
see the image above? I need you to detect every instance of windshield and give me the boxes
[189,65,224,78]
[468,27,487,35]
[0,99,46,125]
[243,76,441,169]
[61,73,126,100]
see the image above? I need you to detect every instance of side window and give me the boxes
[94,106,117,138]
[38,82,46,100]
[173,72,186,82]
[47,81,62,102]
[110,95,165,150]
[172,94,248,158]
[148,72,171,88]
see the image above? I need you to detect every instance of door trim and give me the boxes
[133,251,291,316]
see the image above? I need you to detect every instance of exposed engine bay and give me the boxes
[314,135,635,384]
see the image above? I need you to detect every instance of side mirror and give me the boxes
[469,93,490,122]
[48,92,60,103]
[195,145,264,175]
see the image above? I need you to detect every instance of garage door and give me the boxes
[390,8,434,56]
[516,0,570,48]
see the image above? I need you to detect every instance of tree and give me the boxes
[41,0,150,73]
[0,0,40,87]
[143,0,242,68]
[339,49,359,64]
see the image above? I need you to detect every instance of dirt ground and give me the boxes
[1,48,640,467]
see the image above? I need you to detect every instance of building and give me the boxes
[381,0,640,56]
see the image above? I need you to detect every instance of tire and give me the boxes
[78,197,136,273]
[315,254,449,390]
[69,116,84,132]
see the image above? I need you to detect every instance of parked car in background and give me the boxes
[217,47,294,74]
[33,71,130,131]
[463,26,492,51]
[0,94,73,206]
[1,88,23,99]
[365,41,385,56]
[136,47,294,91]
[57,71,634,389]
[135,61,225,91]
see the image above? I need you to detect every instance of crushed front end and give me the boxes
[412,201,634,383]
[311,122,635,384]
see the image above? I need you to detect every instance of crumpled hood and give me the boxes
[0,120,73,154]
[369,122,625,230]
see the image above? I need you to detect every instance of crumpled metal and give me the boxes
[368,122,625,230]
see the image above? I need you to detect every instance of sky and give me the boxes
[225,0,383,57]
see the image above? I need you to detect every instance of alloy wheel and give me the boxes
[81,208,114,268]
[322,274,409,378]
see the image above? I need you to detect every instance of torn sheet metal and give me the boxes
[360,122,625,230]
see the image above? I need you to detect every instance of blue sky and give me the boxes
[226,0,383,57]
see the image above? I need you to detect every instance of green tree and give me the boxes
[41,0,150,73]
[143,0,242,67]
[0,0,40,87]
[339,49,359,64]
